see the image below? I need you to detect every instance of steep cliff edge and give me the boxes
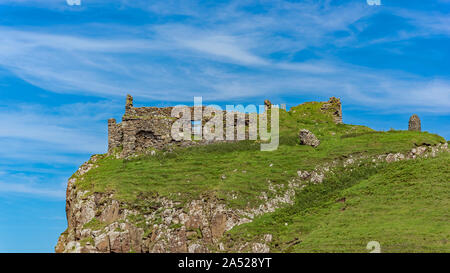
[55,99,448,253]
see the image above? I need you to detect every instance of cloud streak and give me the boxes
[0,1,448,114]
[0,182,65,199]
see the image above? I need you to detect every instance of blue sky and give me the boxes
[0,0,449,252]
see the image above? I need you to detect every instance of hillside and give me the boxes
[225,152,450,253]
[55,99,449,253]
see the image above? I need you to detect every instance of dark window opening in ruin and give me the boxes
[135,130,157,152]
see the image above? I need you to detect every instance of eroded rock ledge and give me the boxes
[55,143,448,253]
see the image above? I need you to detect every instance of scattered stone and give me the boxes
[297,170,310,180]
[252,243,270,253]
[219,243,225,251]
[385,153,396,163]
[264,234,273,243]
[188,243,204,253]
[298,129,320,148]
[310,172,324,184]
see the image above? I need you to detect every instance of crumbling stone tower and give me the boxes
[320,97,343,124]
[408,114,421,131]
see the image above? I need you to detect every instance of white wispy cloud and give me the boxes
[0,100,120,163]
[0,169,67,199]
[0,100,117,199]
[0,182,65,199]
[0,0,448,111]
[393,9,450,37]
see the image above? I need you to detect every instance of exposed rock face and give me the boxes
[321,97,343,124]
[408,114,421,131]
[298,129,320,148]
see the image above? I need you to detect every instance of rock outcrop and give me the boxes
[298,129,320,148]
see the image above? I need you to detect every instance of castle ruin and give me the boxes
[108,95,257,157]
[108,95,343,157]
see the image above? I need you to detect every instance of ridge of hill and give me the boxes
[55,99,449,253]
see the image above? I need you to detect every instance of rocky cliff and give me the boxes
[55,142,448,253]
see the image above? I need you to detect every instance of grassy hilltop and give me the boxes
[71,100,449,253]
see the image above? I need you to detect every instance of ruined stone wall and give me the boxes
[108,95,343,157]
[108,95,255,157]
[107,119,123,153]
[320,97,343,124]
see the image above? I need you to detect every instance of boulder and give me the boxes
[298,129,320,148]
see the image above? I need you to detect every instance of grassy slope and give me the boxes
[226,153,450,253]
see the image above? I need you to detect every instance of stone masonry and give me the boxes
[109,95,256,157]
[320,97,343,124]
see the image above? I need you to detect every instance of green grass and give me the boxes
[80,237,95,247]
[74,101,445,210]
[225,152,450,253]
[83,218,107,231]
